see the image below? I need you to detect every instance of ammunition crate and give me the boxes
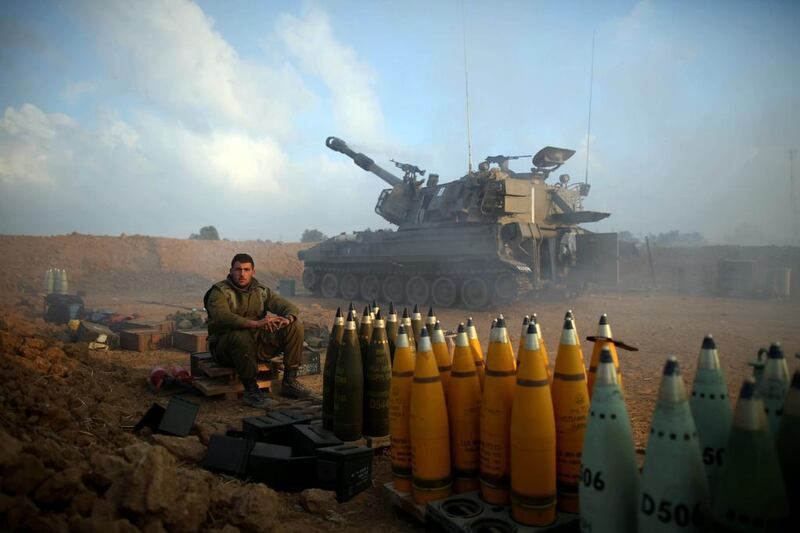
[290,423,343,456]
[157,397,199,437]
[133,403,166,434]
[242,410,316,445]
[247,443,315,492]
[316,444,374,502]
[203,435,253,477]
[119,328,172,351]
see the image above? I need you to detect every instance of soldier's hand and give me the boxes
[263,315,290,333]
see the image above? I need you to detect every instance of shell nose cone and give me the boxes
[598,313,608,325]
[701,335,715,350]
[663,357,680,376]
[739,377,757,400]
[768,342,783,359]
[562,318,573,329]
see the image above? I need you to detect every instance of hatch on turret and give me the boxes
[532,147,576,174]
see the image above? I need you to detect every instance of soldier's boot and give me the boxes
[281,368,315,399]
[242,378,277,409]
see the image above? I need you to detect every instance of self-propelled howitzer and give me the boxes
[298,136,617,308]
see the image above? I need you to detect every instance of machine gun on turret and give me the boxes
[390,159,426,183]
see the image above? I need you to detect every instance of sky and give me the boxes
[0,0,799,244]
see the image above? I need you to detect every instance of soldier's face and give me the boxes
[230,261,254,287]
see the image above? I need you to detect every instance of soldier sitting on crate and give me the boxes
[205,253,312,408]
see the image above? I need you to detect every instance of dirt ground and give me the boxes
[1,234,798,532]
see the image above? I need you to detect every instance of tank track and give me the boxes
[302,261,530,309]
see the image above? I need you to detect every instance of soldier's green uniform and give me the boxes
[205,276,306,399]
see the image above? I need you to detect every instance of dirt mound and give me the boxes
[0,234,310,300]
[0,307,359,532]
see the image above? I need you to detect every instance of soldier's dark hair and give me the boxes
[231,253,255,267]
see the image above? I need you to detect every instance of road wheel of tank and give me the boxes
[381,275,405,303]
[405,276,430,306]
[339,273,360,301]
[460,277,491,309]
[360,275,381,302]
[320,273,339,299]
[431,277,458,308]
[493,273,518,303]
[302,269,318,292]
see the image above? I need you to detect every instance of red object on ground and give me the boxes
[171,364,194,383]
[149,366,169,392]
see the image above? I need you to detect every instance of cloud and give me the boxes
[60,81,97,104]
[0,1,391,239]
[80,0,314,139]
[0,104,76,185]
[276,8,386,142]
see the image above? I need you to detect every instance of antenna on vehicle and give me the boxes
[462,1,473,174]
[584,29,596,185]
[790,149,798,237]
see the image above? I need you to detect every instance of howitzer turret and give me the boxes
[300,136,617,308]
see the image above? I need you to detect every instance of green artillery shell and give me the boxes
[711,377,789,531]
[363,312,391,437]
[689,335,732,494]
[322,307,344,431]
[333,311,364,441]
[638,357,709,533]
[580,347,638,533]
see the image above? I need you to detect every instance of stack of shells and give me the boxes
[322,303,798,531]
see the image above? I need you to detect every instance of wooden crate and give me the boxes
[190,352,213,377]
[119,329,172,351]
[189,351,273,398]
[173,330,208,353]
[121,319,175,333]
[193,376,272,399]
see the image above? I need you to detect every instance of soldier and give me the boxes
[205,253,311,408]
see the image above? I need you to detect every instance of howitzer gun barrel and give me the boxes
[326,136,403,188]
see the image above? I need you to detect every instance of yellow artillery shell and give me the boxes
[410,329,451,504]
[511,323,557,526]
[432,321,452,403]
[389,325,414,492]
[448,325,481,493]
[466,317,485,390]
[550,316,588,514]
[480,316,516,505]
